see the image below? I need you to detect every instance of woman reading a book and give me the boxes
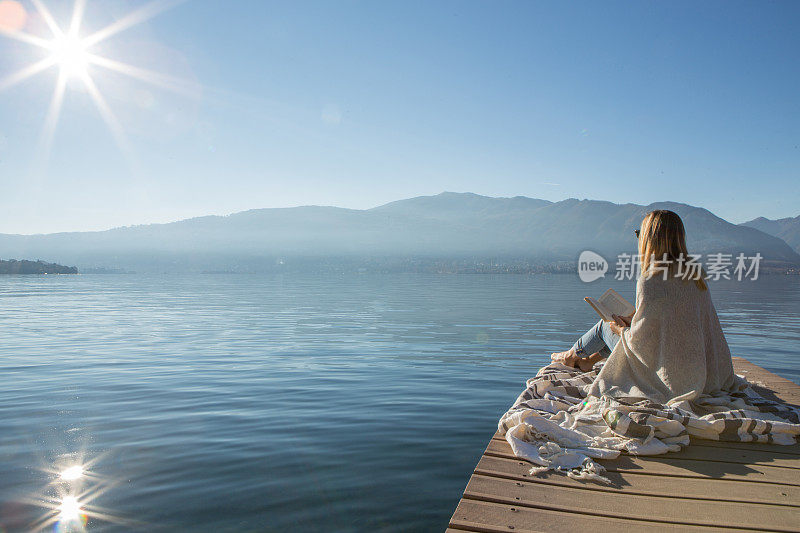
[550,209,736,403]
[499,212,792,482]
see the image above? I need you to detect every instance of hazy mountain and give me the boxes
[0,192,797,272]
[741,216,800,253]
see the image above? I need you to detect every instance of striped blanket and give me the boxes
[498,362,800,483]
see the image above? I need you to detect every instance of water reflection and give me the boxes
[57,495,86,524]
[60,466,84,481]
[17,450,138,531]
[25,461,90,531]
[0,274,797,531]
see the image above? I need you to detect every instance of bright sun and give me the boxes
[0,0,190,160]
[49,34,90,79]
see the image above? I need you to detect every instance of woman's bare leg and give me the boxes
[550,347,575,362]
[564,351,604,372]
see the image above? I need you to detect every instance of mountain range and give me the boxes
[0,192,797,273]
[741,215,800,254]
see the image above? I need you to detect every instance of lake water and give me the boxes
[0,273,798,532]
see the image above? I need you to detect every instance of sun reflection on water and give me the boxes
[57,495,86,524]
[59,465,84,481]
[21,456,132,531]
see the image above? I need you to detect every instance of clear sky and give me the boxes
[0,0,798,234]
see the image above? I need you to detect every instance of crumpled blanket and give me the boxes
[498,362,800,484]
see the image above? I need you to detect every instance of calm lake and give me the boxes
[1,273,798,531]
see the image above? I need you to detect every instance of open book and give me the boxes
[584,288,635,322]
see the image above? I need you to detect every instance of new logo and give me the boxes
[578,251,608,282]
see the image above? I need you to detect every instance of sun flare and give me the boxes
[49,34,90,79]
[0,0,188,159]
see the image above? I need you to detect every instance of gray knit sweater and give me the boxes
[588,274,737,406]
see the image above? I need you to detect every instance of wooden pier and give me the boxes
[448,357,800,532]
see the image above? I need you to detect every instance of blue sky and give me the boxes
[0,0,798,233]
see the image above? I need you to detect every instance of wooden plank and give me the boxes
[668,443,800,467]
[450,498,758,533]
[749,384,800,396]
[741,374,799,386]
[733,360,799,383]
[689,439,800,456]
[732,358,800,406]
[483,439,800,486]
[750,384,799,398]
[748,381,800,398]
[463,474,800,531]
[738,379,800,394]
[474,454,800,507]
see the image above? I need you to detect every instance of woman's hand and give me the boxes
[609,314,629,336]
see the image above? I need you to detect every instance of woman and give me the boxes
[551,210,736,405]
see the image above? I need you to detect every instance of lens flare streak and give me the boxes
[83,0,185,48]
[86,53,201,98]
[30,0,63,39]
[81,71,132,156]
[0,26,50,47]
[0,55,55,91]
[38,70,67,156]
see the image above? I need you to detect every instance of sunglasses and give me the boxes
[634,229,640,239]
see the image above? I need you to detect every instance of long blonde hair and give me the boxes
[639,210,707,290]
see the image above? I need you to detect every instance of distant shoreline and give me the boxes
[0,259,77,275]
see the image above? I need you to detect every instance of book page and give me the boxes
[597,288,635,318]
[584,296,612,321]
